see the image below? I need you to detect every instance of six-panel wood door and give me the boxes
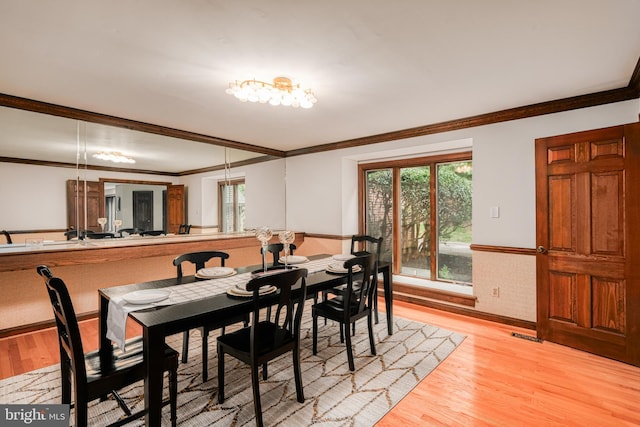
[166,184,185,234]
[535,122,640,366]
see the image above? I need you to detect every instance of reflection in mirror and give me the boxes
[104,181,168,234]
[0,102,284,241]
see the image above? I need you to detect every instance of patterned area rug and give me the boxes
[0,308,465,426]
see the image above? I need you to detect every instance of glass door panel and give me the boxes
[400,166,431,278]
[364,169,393,263]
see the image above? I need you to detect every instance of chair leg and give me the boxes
[344,322,355,371]
[251,364,264,427]
[169,364,178,427]
[217,347,225,403]
[60,363,71,405]
[312,310,318,355]
[201,328,210,381]
[373,286,379,324]
[262,363,268,380]
[181,330,190,363]
[340,323,345,343]
[368,312,377,356]
[75,393,88,427]
[293,346,305,403]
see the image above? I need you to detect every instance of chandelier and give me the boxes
[225,76,317,108]
[92,151,136,164]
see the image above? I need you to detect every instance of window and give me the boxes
[360,152,472,287]
[218,179,245,232]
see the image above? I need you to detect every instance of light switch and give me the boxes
[490,206,500,218]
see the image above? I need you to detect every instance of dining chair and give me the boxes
[173,251,246,381]
[117,227,143,237]
[350,235,383,323]
[178,224,192,234]
[322,235,383,327]
[1,230,12,244]
[312,253,378,371]
[217,268,308,427]
[260,243,297,268]
[36,265,178,427]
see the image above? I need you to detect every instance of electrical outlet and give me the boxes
[491,287,500,297]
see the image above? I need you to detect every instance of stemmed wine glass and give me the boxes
[97,217,107,232]
[113,219,122,235]
[255,226,273,273]
[278,230,295,269]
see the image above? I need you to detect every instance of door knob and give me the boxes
[537,246,547,254]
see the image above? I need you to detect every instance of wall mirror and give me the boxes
[0,101,283,240]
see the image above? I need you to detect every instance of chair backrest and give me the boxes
[140,230,164,236]
[64,229,95,240]
[173,251,230,278]
[178,224,192,234]
[344,253,378,314]
[260,243,297,267]
[1,230,12,244]
[350,235,383,260]
[36,265,88,383]
[245,268,308,351]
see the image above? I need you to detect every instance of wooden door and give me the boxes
[66,179,102,232]
[535,122,640,366]
[166,184,185,234]
[133,191,154,231]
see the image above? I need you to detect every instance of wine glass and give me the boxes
[278,230,295,269]
[97,217,107,232]
[255,226,273,272]
[113,219,122,234]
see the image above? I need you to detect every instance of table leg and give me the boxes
[382,265,393,335]
[98,294,113,368]
[144,328,164,426]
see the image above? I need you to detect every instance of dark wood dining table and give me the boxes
[98,254,392,426]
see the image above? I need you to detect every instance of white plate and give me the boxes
[332,254,356,261]
[197,267,236,278]
[227,286,277,298]
[122,289,170,305]
[326,262,362,274]
[279,255,308,264]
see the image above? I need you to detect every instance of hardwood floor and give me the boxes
[2,300,639,426]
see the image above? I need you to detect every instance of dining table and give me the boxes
[98,254,392,426]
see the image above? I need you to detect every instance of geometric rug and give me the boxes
[0,308,465,426]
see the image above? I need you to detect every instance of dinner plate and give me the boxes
[332,254,356,261]
[196,267,236,278]
[227,286,277,298]
[326,262,362,274]
[279,255,308,264]
[122,289,170,305]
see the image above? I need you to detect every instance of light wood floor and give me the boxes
[2,300,639,426]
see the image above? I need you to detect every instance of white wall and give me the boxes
[0,164,180,230]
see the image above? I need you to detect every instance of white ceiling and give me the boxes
[0,1,638,172]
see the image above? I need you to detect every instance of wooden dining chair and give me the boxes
[36,265,178,427]
[217,268,308,427]
[172,251,245,381]
[260,243,297,268]
[350,235,383,323]
[1,230,12,244]
[178,224,192,234]
[312,253,378,371]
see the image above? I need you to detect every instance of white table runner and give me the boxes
[106,256,340,350]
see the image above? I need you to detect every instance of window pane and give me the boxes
[436,161,472,283]
[221,184,234,232]
[400,166,431,278]
[237,183,246,231]
[365,169,393,263]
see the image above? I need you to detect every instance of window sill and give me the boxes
[392,276,476,307]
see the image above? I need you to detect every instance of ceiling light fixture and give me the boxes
[92,151,136,164]
[225,76,317,108]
